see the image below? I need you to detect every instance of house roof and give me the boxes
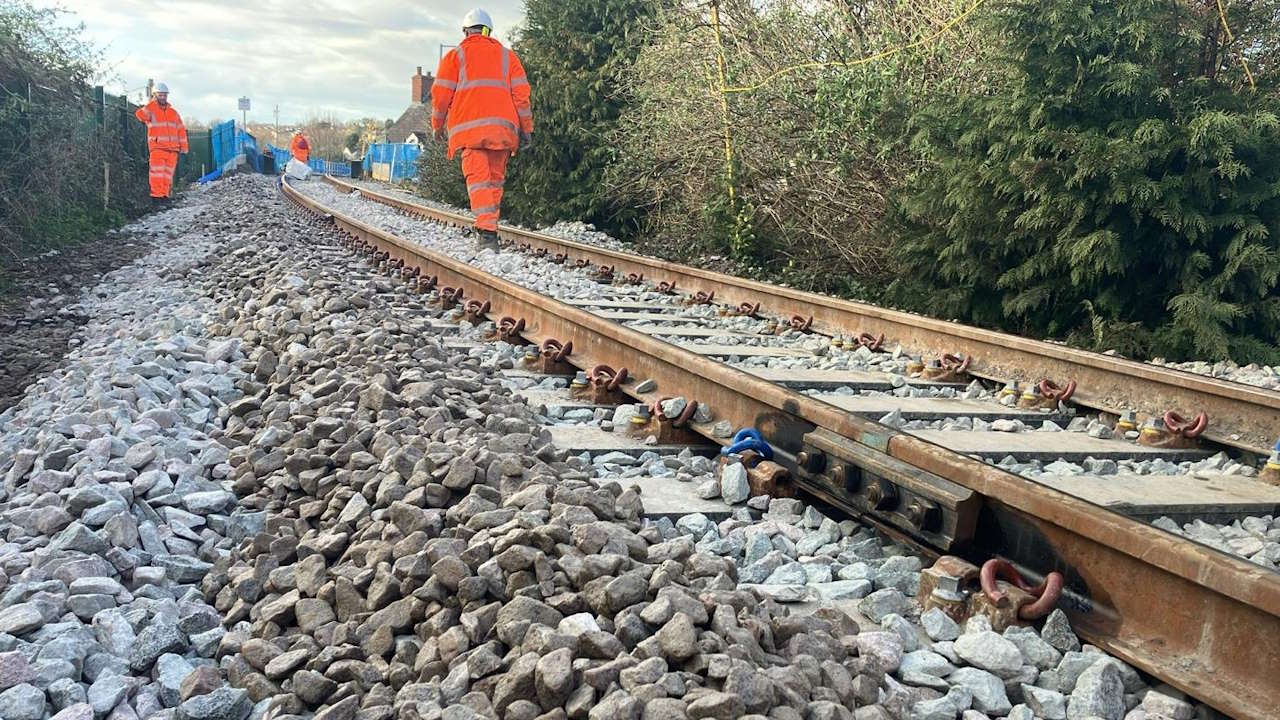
[387,103,431,143]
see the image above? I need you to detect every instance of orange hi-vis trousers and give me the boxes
[462,148,510,232]
[148,149,179,198]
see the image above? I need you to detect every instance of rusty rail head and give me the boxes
[319,176,1279,452]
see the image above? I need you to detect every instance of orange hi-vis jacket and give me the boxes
[290,134,310,163]
[134,100,188,153]
[431,34,533,159]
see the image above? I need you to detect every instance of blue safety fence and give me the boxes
[364,143,420,182]
[238,129,262,173]
[268,145,353,177]
[203,120,263,182]
[210,120,238,173]
[311,160,352,177]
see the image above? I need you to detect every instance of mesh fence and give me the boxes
[365,143,421,182]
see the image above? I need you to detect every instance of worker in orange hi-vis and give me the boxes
[133,82,188,206]
[290,132,311,164]
[431,8,533,250]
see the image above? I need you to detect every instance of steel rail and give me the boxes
[290,178,1280,720]
[324,176,1280,454]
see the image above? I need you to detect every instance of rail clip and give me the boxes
[523,338,575,375]
[573,364,630,405]
[486,316,527,344]
[921,556,1063,632]
[1138,410,1208,449]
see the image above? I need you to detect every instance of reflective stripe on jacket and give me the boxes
[431,34,533,159]
[134,100,188,152]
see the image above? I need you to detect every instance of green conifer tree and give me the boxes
[894,0,1280,363]
[506,0,669,234]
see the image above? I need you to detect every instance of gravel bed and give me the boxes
[0,178,271,720]
[0,222,156,411]
[1153,515,1280,569]
[0,172,1228,720]
[346,181,630,252]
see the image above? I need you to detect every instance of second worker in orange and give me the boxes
[432,8,533,250]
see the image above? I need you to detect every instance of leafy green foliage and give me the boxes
[416,141,468,209]
[0,0,150,282]
[894,0,1280,363]
[609,0,982,286]
[502,0,669,235]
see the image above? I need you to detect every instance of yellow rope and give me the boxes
[721,0,987,95]
[1216,0,1256,89]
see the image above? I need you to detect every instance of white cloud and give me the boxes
[33,0,525,123]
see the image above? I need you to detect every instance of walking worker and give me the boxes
[133,82,188,204]
[290,131,311,164]
[431,8,533,249]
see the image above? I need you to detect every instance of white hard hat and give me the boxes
[154,82,169,94]
[462,8,493,31]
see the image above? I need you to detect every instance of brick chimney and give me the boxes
[411,66,434,104]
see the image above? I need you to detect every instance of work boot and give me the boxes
[476,230,500,251]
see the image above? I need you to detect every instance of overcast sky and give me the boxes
[34,0,525,124]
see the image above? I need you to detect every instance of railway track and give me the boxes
[282,176,1280,720]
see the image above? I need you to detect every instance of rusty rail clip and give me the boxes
[437,286,463,310]
[921,353,971,382]
[980,559,1064,621]
[486,316,527,343]
[789,315,814,332]
[463,299,491,323]
[575,364,631,404]
[855,332,885,351]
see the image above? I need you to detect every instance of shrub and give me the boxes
[894,0,1280,363]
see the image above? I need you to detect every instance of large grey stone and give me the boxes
[156,653,196,707]
[719,463,749,505]
[953,631,1023,678]
[920,607,959,642]
[0,683,46,720]
[1066,660,1124,720]
[858,588,911,622]
[1040,609,1080,653]
[898,649,953,679]
[1022,684,1067,720]
[50,702,95,720]
[855,632,904,676]
[656,613,698,661]
[686,690,744,719]
[129,621,188,672]
[87,672,130,717]
[1004,625,1062,670]
[176,686,251,720]
[182,491,235,515]
[948,667,1011,715]
[0,604,44,636]
[0,651,34,691]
